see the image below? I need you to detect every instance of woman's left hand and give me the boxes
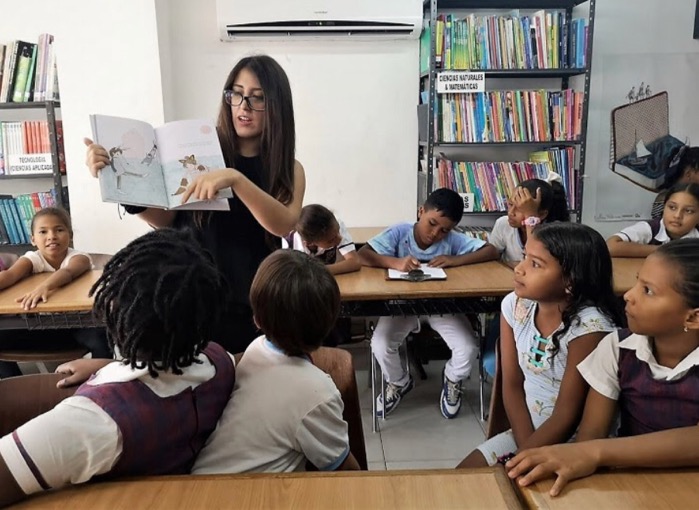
[181,168,239,204]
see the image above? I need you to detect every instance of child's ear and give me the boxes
[252,315,260,330]
[417,206,424,219]
[685,308,699,331]
[30,235,36,247]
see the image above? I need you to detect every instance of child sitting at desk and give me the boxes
[651,146,699,219]
[0,207,109,379]
[507,239,699,496]
[607,182,699,258]
[0,228,235,507]
[283,204,360,275]
[193,250,359,473]
[358,187,498,419]
[489,175,570,265]
[457,223,622,468]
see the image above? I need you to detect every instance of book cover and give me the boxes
[12,42,35,103]
[90,115,232,210]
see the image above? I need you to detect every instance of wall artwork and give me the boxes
[594,53,699,221]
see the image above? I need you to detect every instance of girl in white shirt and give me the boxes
[607,182,699,258]
[489,175,570,265]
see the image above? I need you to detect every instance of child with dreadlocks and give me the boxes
[0,228,235,508]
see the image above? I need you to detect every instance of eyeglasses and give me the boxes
[223,90,266,111]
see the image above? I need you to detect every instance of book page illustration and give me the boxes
[155,120,231,209]
[91,116,168,208]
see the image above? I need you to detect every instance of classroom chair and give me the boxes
[0,372,77,437]
[310,347,368,470]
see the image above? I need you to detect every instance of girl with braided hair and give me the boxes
[0,228,235,508]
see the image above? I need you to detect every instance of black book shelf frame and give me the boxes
[419,0,596,221]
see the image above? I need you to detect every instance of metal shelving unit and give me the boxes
[418,0,596,221]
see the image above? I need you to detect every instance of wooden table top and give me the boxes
[519,468,699,510]
[612,258,643,295]
[335,261,515,301]
[11,468,522,510]
[0,270,101,315]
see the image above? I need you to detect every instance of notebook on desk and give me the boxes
[387,264,447,281]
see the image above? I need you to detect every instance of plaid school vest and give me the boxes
[617,338,699,437]
[74,342,234,478]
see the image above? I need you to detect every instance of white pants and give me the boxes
[371,314,478,387]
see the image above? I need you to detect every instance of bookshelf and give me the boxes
[418,0,596,222]
[0,101,67,249]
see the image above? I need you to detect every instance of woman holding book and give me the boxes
[85,55,305,353]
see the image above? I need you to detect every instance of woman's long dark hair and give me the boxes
[533,222,624,359]
[192,56,296,241]
[218,55,296,205]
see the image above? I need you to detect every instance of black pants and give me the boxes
[0,328,111,378]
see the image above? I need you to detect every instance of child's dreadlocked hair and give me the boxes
[90,228,228,377]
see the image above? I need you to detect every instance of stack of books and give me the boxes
[0,34,59,104]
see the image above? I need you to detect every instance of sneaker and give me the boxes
[376,376,414,417]
[440,370,463,419]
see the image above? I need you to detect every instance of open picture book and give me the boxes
[387,264,447,281]
[90,115,233,210]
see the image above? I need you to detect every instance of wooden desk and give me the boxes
[612,258,643,295]
[519,468,699,510]
[336,261,514,301]
[11,468,523,510]
[0,270,101,329]
[347,226,385,245]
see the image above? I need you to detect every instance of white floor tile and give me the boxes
[350,341,489,466]
[361,412,385,463]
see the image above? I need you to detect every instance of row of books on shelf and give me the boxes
[434,147,577,212]
[420,11,588,72]
[456,226,491,242]
[435,89,583,143]
[0,34,59,103]
[0,120,65,175]
[0,190,63,245]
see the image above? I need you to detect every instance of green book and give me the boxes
[23,43,38,102]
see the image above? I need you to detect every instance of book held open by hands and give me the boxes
[387,264,447,281]
[90,115,233,210]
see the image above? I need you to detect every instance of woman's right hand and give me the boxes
[84,137,110,178]
[55,358,113,388]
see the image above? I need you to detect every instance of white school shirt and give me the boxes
[282,219,356,259]
[193,336,349,474]
[488,216,525,263]
[502,292,617,428]
[22,248,92,273]
[613,220,699,245]
[0,351,234,496]
[578,330,699,400]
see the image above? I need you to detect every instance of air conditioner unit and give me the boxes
[216,0,423,41]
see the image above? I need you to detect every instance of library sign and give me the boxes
[436,72,485,94]
[7,153,54,175]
